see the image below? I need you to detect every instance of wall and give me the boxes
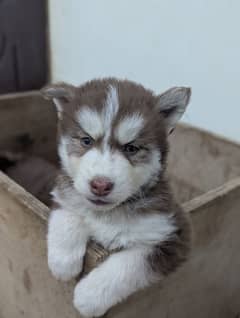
[48,0,240,141]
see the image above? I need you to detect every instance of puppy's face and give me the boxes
[42,79,191,211]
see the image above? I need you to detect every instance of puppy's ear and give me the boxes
[156,87,191,134]
[41,83,76,114]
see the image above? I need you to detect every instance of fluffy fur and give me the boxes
[42,78,192,317]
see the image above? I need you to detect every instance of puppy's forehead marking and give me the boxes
[77,107,103,138]
[103,85,119,128]
[102,85,119,147]
[115,113,144,144]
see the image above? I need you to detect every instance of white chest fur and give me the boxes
[81,209,176,250]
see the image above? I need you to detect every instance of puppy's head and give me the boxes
[42,78,191,211]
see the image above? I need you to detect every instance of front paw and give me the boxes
[74,280,109,317]
[48,252,84,281]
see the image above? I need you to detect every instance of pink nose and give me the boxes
[90,177,114,196]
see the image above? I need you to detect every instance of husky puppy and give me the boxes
[42,78,191,317]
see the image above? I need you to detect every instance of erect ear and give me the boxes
[156,87,191,134]
[41,83,76,115]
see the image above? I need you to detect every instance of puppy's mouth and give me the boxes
[87,198,113,206]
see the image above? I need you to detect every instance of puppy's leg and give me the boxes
[47,209,89,281]
[74,247,156,317]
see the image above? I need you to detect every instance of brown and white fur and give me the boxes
[41,78,192,317]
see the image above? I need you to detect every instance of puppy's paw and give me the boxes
[73,280,108,317]
[48,252,84,281]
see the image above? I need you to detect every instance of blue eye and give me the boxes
[81,136,94,147]
[123,143,140,155]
